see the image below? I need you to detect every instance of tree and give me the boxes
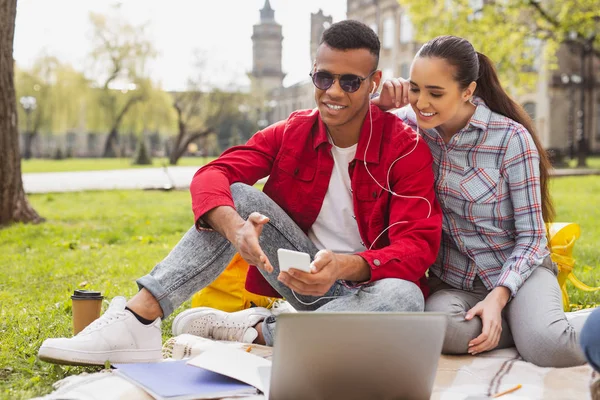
[15,56,90,158]
[88,8,155,157]
[0,0,43,226]
[168,52,240,165]
[398,0,600,92]
[399,0,599,166]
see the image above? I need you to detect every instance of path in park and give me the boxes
[22,165,600,194]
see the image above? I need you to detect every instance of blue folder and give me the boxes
[113,360,257,400]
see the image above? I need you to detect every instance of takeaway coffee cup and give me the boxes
[71,290,104,335]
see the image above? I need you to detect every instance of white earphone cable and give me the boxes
[292,104,431,305]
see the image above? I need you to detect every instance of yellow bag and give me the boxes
[547,222,600,311]
[191,253,276,312]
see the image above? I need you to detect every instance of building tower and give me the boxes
[250,0,285,95]
[310,9,332,62]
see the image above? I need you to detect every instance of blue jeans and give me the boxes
[137,183,424,345]
[581,307,600,371]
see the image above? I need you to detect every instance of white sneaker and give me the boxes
[270,300,297,316]
[38,297,163,366]
[171,307,272,343]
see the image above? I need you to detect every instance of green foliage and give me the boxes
[15,58,91,135]
[398,0,600,93]
[132,138,152,165]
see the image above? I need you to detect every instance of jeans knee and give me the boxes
[371,279,424,312]
[231,183,268,219]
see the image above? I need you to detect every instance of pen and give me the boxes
[492,384,522,398]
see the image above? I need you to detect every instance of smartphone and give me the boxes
[277,249,312,273]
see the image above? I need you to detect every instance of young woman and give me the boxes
[374,35,588,367]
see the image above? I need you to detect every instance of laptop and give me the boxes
[266,312,447,400]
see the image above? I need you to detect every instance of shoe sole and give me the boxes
[38,346,162,366]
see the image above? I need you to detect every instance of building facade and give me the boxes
[267,0,600,157]
[249,0,285,97]
[348,0,600,156]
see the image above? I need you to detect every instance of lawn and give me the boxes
[1,176,600,399]
[21,157,217,173]
[20,155,600,174]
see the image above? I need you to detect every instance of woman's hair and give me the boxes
[416,35,554,222]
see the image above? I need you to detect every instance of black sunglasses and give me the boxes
[309,70,377,93]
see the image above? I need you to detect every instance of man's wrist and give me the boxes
[336,254,371,282]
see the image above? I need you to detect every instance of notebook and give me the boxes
[112,359,257,400]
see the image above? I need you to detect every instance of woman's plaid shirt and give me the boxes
[396,97,549,296]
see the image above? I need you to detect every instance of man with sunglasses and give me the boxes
[38,20,441,365]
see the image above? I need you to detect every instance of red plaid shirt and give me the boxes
[191,105,442,298]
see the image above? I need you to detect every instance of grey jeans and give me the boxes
[425,259,587,367]
[137,183,424,346]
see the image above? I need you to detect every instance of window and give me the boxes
[383,17,395,49]
[400,63,410,79]
[399,13,413,43]
[523,102,536,121]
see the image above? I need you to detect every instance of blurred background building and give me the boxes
[261,0,600,159]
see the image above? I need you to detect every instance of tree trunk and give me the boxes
[103,127,119,158]
[0,0,44,227]
[169,128,213,166]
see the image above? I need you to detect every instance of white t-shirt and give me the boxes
[307,141,366,254]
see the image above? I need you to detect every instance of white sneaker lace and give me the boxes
[209,322,251,341]
[79,310,127,335]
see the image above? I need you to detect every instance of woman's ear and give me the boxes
[463,81,477,102]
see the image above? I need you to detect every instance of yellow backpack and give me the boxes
[547,222,599,311]
[191,253,276,312]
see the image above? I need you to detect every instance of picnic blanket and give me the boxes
[36,334,596,400]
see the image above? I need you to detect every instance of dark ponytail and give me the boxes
[417,36,554,222]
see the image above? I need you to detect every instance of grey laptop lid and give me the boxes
[269,312,446,400]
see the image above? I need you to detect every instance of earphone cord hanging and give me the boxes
[292,105,431,306]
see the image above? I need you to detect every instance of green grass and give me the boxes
[21,157,217,173]
[566,155,600,169]
[1,177,600,398]
[20,156,600,174]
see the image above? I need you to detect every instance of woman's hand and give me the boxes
[371,77,411,111]
[466,286,511,354]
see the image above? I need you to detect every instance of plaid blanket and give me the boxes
[433,348,596,399]
[37,335,596,400]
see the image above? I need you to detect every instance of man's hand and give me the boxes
[466,286,511,354]
[232,212,273,273]
[371,77,411,111]
[278,249,340,296]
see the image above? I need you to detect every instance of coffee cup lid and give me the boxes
[71,289,103,300]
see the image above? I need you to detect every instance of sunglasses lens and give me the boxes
[339,75,362,93]
[312,72,333,90]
